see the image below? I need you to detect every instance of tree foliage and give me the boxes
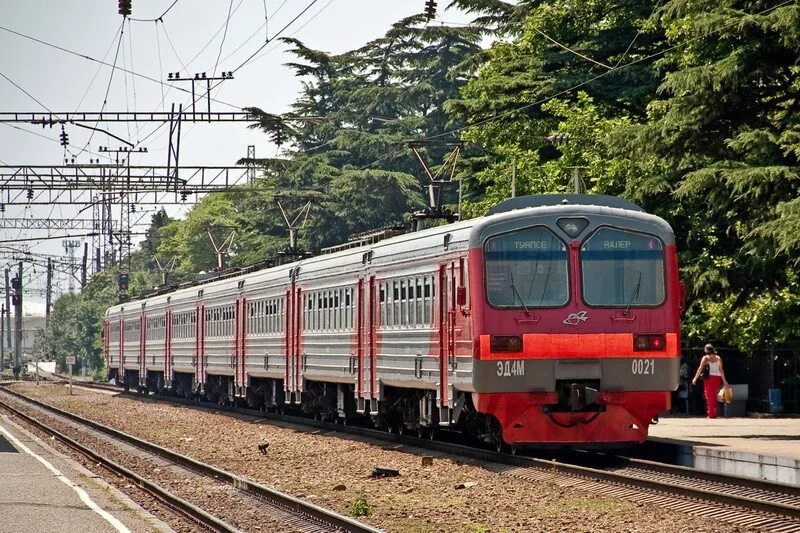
[39,3,800,366]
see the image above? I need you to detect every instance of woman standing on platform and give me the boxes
[692,344,729,418]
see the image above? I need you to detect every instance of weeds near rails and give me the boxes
[349,488,372,517]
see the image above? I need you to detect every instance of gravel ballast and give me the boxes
[8,383,750,533]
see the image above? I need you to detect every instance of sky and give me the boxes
[0,0,475,315]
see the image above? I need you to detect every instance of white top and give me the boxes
[708,360,721,376]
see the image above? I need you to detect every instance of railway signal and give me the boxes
[10,274,22,307]
[118,272,129,303]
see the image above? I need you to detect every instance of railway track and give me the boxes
[0,386,381,533]
[19,380,800,532]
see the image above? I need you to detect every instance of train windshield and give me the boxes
[484,227,569,308]
[581,227,665,307]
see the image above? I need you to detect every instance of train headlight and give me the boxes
[490,335,523,353]
[556,217,589,238]
[633,334,667,352]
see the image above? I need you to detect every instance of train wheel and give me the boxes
[492,430,506,453]
[427,424,438,441]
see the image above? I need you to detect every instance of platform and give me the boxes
[646,415,800,486]
[0,414,172,533]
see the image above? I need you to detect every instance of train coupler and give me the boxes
[569,383,600,412]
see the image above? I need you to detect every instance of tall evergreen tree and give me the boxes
[624,0,800,347]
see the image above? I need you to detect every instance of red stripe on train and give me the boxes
[478,332,679,360]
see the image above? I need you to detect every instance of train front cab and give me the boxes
[468,203,682,447]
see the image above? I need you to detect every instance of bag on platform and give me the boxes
[717,385,734,404]
[701,364,710,379]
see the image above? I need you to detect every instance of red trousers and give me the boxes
[703,375,723,418]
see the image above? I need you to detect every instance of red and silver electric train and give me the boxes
[104,194,683,448]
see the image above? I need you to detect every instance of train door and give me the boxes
[356,275,378,413]
[438,262,458,423]
[284,275,302,403]
[233,295,248,398]
[139,309,147,388]
[118,316,125,384]
[164,309,173,387]
[194,303,205,394]
[284,287,292,402]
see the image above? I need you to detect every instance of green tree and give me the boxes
[447,0,664,215]
[622,0,800,348]
[37,267,140,373]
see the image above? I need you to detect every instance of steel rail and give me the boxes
[27,378,800,529]
[0,394,239,533]
[0,385,382,533]
[602,453,800,503]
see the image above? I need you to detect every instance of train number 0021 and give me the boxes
[631,358,655,375]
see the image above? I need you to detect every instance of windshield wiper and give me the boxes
[623,271,642,316]
[509,271,531,316]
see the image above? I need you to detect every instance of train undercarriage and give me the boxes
[109,370,663,450]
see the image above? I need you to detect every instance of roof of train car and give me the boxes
[470,199,674,248]
[106,194,668,316]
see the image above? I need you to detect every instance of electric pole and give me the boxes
[45,257,53,321]
[81,242,88,290]
[1,304,5,377]
[12,262,22,377]
[63,240,80,293]
[4,269,10,357]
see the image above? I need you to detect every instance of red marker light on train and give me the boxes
[633,334,667,352]
[490,335,523,353]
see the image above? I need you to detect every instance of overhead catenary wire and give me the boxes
[0,71,55,113]
[154,21,167,111]
[530,26,612,70]
[159,19,190,73]
[247,0,335,67]
[129,0,324,152]
[227,0,321,75]
[104,2,258,159]
[0,24,240,110]
[120,27,132,143]
[74,19,125,157]
[217,0,293,65]
[417,0,798,144]
[73,23,123,113]
[264,0,269,42]
[613,0,668,68]
[128,0,181,23]
[127,18,141,143]
[0,0,324,161]
[0,74,104,159]
[176,0,246,72]
[212,0,236,78]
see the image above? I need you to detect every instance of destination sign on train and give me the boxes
[603,240,632,249]
[513,240,551,250]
